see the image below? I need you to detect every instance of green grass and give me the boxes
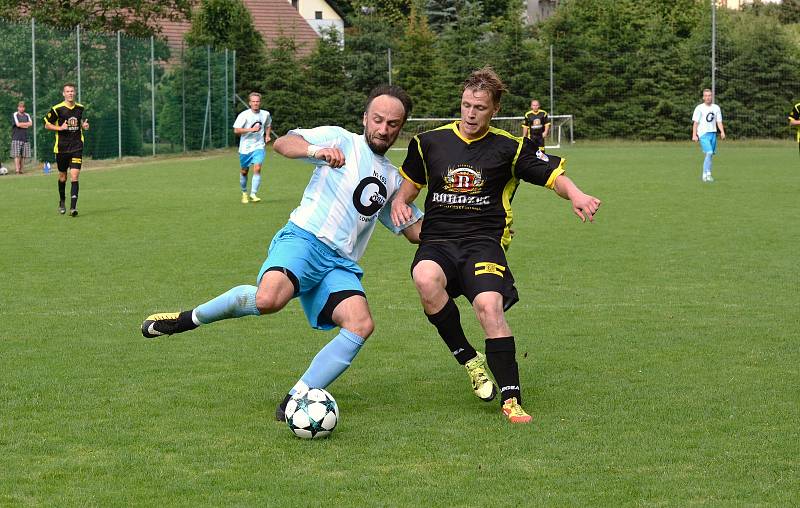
[1,141,798,506]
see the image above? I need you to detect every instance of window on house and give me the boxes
[315,11,323,19]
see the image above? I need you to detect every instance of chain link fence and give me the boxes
[0,19,235,165]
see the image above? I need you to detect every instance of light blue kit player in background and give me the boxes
[691,88,726,183]
[142,85,422,421]
[233,91,272,203]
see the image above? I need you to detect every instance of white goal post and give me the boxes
[395,115,573,150]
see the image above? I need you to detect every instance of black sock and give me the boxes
[177,310,198,332]
[70,181,79,210]
[485,336,522,404]
[426,298,477,365]
[279,392,292,411]
[58,181,66,202]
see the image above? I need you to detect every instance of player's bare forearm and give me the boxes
[554,174,601,223]
[390,179,420,227]
[692,122,699,141]
[273,133,345,167]
[717,122,726,139]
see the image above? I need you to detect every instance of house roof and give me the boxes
[159,0,320,57]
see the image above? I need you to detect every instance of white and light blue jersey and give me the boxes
[692,103,722,136]
[233,109,272,154]
[287,125,423,262]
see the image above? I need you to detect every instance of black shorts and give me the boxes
[56,151,82,172]
[411,237,519,311]
[530,134,545,150]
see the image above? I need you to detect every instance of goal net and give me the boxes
[396,115,573,150]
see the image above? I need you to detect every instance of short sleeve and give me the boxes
[264,111,272,127]
[715,106,722,121]
[543,112,551,124]
[43,108,57,125]
[288,126,348,163]
[377,201,423,235]
[232,111,246,129]
[515,137,564,188]
[399,136,426,188]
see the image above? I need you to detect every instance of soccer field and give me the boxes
[1,141,798,505]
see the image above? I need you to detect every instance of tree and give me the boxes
[0,0,192,37]
[395,1,448,116]
[185,0,267,101]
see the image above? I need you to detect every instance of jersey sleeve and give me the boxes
[514,137,565,189]
[789,105,800,121]
[264,111,272,127]
[43,107,58,126]
[377,201,423,235]
[715,105,723,122]
[399,136,426,188]
[232,111,246,129]
[691,106,701,123]
[543,112,551,125]
[287,125,347,163]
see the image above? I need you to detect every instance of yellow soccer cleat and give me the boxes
[464,352,497,401]
[501,397,532,424]
[241,192,249,204]
[249,194,261,203]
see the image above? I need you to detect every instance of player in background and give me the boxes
[141,85,423,421]
[521,99,551,151]
[233,92,272,203]
[11,101,33,174]
[44,83,89,216]
[691,89,726,183]
[391,67,601,424]
[787,101,800,155]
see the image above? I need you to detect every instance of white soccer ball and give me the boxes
[0,166,8,175]
[285,388,339,439]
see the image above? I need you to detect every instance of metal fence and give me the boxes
[0,19,236,164]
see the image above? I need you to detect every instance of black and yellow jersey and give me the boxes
[44,101,86,153]
[521,109,551,138]
[789,102,800,143]
[399,121,565,250]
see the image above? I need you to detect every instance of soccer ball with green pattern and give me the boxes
[285,388,338,439]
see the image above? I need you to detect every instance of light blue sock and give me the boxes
[252,173,262,194]
[297,329,365,391]
[240,173,248,192]
[194,285,259,324]
[703,153,713,175]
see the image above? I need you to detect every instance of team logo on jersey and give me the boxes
[533,118,541,126]
[67,117,79,130]
[705,112,715,122]
[443,166,483,194]
[352,175,387,219]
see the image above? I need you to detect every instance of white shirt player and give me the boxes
[287,125,423,262]
[233,109,272,154]
[692,103,723,136]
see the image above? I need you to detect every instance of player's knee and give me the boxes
[344,317,374,340]
[472,295,505,324]
[412,265,444,296]
[255,289,286,314]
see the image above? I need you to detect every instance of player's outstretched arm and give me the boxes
[553,174,601,223]
[390,179,420,227]
[273,133,345,168]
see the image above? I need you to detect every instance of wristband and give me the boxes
[306,144,323,158]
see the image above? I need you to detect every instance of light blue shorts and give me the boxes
[239,148,265,169]
[699,132,717,154]
[257,222,365,330]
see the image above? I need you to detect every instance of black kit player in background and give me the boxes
[44,83,89,217]
[521,99,551,151]
[788,102,800,155]
[390,66,601,424]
